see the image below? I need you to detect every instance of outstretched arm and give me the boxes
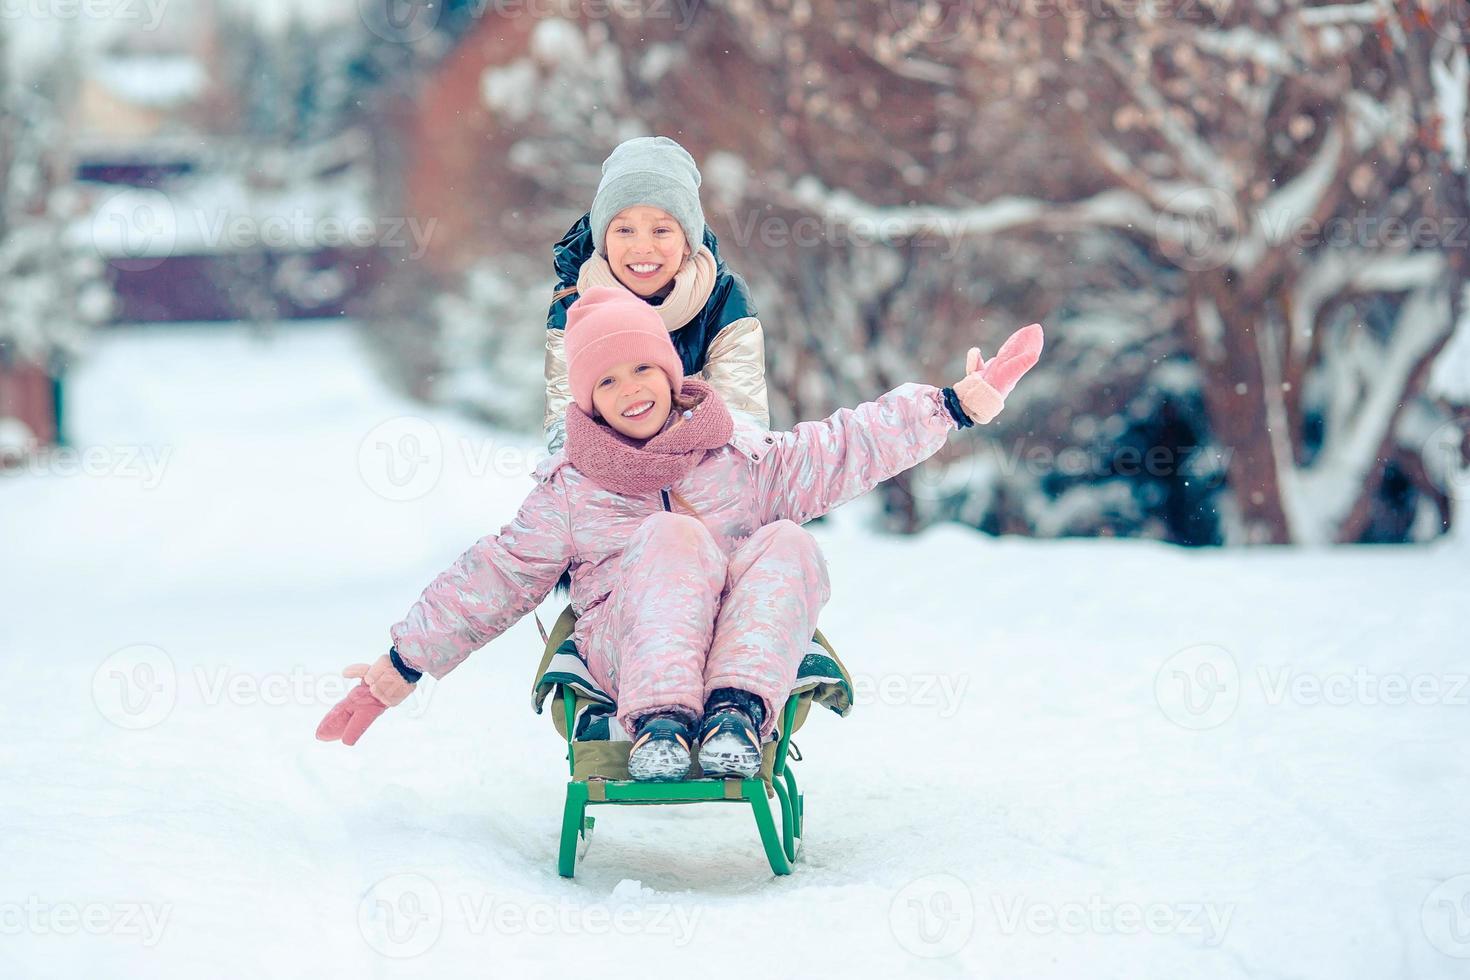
[754,324,1043,525]
[752,383,960,526]
[390,478,575,680]
[318,477,574,746]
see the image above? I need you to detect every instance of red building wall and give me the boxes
[400,15,543,278]
[0,360,59,451]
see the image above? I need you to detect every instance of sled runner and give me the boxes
[531,604,853,877]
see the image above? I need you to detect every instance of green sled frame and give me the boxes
[530,604,854,878]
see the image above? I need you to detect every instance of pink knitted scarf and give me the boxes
[564,378,734,496]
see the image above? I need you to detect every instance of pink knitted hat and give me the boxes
[564,286,685,415]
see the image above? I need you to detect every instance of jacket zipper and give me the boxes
[660,488,672,512]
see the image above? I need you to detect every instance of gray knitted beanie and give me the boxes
[589,136,705,256]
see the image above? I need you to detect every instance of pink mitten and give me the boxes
[981,323,1044,398]
[954,323,1044,424]
[345,653,416,707]
[316,682,388,746]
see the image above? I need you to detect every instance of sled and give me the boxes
[531,604,853,877]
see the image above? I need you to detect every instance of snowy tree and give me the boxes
[695,0,1470,544]
[374,2,1468,543]
[1034,1,1470,545]
[0,31,113,448]
[361,16,652,429]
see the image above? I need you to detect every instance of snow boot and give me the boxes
[627,710,694,782]
[697,688,765,779]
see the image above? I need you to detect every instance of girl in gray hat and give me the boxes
[543,136,769,453]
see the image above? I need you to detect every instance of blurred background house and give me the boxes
[3,0,1467,545]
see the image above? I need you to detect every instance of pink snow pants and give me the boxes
[581,512,832,741]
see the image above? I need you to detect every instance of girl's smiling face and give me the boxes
[591,360,673,439]
[605,206,690,298]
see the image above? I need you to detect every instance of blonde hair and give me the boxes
[668,488,700,517]
[664,389,704,519]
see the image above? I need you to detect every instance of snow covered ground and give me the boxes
[2,321,1467,978]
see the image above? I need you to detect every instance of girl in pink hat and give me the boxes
[321,286,1044,781]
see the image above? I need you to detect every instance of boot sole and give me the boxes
[698,730,762,778]
[627,738,692,782]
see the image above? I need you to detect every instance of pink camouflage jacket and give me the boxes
[390,382,963,679]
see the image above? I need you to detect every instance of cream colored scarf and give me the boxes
[576,245,718,332]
